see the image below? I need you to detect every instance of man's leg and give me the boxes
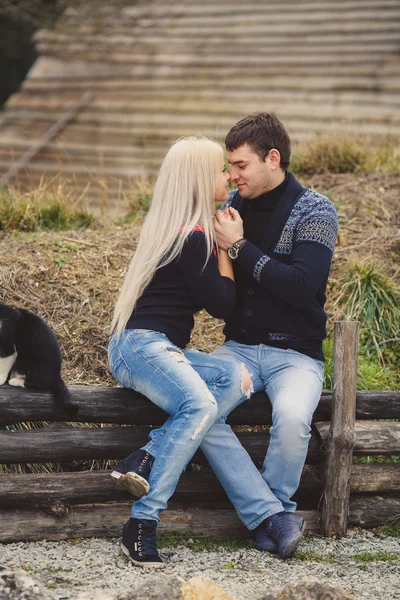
[142,341,285,530]
[260,346,324,512]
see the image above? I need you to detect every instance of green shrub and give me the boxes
[0,184,94,232]
[124,175,154,222]
[331,262,400,363]
[323,337,400,391]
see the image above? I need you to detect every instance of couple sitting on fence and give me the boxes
[108,113,338,568]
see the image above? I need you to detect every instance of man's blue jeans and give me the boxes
[142,340,324,530]
[108,330,255,523]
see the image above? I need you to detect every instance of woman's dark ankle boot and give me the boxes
[111,449,154,497]
[121,518,164,568]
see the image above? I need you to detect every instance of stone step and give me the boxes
[0,138,164,158]
[1,116,398,150]
[78,0,400,16]
[23,73,400,94]
[5,100,400,126]
[36,28,400,46]
[0,156,158,177]
[35,41,400,59]
[0,143,164,165]
[8,91,400,112]
[38,22,400,45]
[32,52,400,75]
[29,56,400,81]
[64,0,400,10]
[62,7,400,27]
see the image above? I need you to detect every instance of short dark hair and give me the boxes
[225,112,291,170]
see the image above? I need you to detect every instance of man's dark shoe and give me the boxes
[111,449,154,497]
[121,518,164,568]
[255,522,278,553]
[264,511,306,559]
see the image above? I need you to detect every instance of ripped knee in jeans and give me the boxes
[241,364,254,399]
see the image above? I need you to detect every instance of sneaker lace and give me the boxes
[137,521,158,556]
[138,453,151,476]
[266,514,285,542]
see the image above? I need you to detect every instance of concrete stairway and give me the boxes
[0,0,399,208]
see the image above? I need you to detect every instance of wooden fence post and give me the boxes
[321,320,360,537]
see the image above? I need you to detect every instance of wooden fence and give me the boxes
[0,322,399,543]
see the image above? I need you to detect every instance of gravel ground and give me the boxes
[1,530,399,600]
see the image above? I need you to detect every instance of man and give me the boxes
[113,113,338,560]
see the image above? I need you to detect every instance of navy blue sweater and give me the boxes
[127,230,236,348]
[222,172,338,361]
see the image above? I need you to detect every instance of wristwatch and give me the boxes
[227,238,247,260]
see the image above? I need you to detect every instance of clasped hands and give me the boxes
[214,207,244,251]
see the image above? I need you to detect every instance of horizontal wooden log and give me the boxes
[0,463,398,508]
[0,385,399,426]
[0,465,322,507]
[0,423,322,465]
[348,496,400,528]
[0,504,319,543]
[2,420,398,467]
[349,463,400,493]
[315,421,400,455]
[0,494,398,543]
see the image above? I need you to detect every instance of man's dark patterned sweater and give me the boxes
[222,171,338,361]
[127,230,236,349]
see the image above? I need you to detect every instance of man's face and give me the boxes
[228,143,274,200]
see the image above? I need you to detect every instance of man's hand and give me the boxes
[214,207,244,250]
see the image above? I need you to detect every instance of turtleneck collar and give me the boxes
[250,171,289,212]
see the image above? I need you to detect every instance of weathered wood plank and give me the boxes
[1,420,398,467]
[0,464,397,508]
[0,386,399,426]
[0,504,319,543]
[0,424,322,465]
[315,421,400,455]
[0,466,323,508]
[321,321,359,537]
[0,494,397,543]
[348,496,400,528]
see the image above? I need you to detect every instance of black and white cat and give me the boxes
[0,302,78,417]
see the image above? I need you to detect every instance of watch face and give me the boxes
[228,246,238,260]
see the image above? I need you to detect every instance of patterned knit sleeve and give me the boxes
[237,192,338,307]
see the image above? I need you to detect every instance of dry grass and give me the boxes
[292,134,400,175]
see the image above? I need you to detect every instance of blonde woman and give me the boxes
[108,137,250,568]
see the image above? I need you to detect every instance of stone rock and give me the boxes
[76,591,116,600]
[0,569,55,600]
[117,576,183,600]
[270,580,355,600]
[182,576,236,600]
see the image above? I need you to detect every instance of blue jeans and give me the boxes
[108,330,252,523]
[143,340,324,529]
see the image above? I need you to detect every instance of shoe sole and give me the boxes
[111,471,150,498]
[279,519,307,559]
[121,543,165,568]
[255,541,278,553]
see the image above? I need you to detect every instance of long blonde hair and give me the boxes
[111,136,224,336]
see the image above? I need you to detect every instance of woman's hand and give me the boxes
[214,208,244,250]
